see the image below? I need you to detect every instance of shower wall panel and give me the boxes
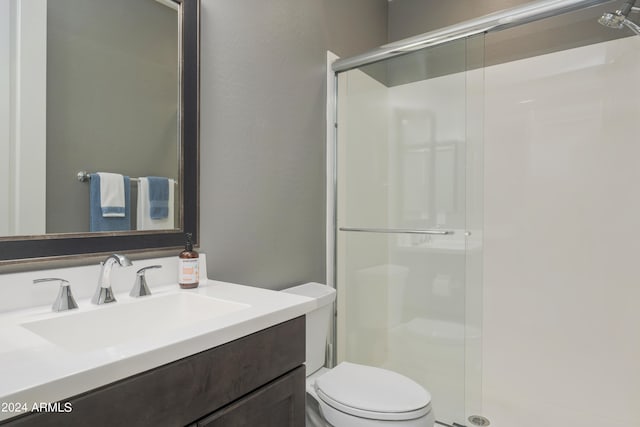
[336,68,390,364]
[483,36,640,427]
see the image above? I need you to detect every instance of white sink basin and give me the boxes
[21,292,249,352]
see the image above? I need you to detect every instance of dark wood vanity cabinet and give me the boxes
[193,366,304,427]
[2,316,306,427]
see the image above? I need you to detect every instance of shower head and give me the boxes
[598,11,627,29]
[598,0,640,35]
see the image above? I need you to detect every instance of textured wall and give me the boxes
[388,0,525,42]
[199,0,388,289]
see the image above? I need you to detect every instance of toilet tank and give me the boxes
[282,282,336,375]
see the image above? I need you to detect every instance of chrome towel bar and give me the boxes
[77,170,177,185]
[339,227,454,235]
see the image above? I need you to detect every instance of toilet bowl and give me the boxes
[283,283,435,427]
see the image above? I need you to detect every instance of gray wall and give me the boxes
[46,0,179,233]
[388,0,522,42]
[199,0,388,289]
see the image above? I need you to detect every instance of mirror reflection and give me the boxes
[0,0,180,237]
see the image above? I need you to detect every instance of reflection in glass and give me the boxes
[0,0,180,236]
[336,36,484,426]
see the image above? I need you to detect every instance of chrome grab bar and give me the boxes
[339,227,454,235]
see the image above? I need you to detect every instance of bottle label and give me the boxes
[178,259,199,284]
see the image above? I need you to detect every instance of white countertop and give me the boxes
[0,280,316,421]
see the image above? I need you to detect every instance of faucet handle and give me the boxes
[33,278,79,312]
[130,265,162,298]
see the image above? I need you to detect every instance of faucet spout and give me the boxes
[92,254,132,305]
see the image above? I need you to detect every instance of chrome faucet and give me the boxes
[33,278,79,312]
[92,254,132,305]
[130,265,162,298]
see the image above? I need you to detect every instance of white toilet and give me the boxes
[283,282,435,427]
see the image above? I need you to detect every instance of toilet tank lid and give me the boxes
[282,282,336,307]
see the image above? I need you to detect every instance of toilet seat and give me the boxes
[314,362,432,421]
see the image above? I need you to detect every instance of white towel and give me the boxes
[97,172,125,217]
[136,177,175,230]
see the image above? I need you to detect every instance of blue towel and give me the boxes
[90,174,131,232]
[147,176,169,219]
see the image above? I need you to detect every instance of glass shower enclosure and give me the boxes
[333,36,485,426]
[330,1,638,426]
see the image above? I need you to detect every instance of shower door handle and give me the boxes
[339,227,454,235]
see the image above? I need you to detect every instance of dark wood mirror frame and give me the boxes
[0,0,199,265]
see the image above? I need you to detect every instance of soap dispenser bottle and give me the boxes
[178,233,199,289]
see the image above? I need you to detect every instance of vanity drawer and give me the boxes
[2,316,305,427]
[193,365,305,427]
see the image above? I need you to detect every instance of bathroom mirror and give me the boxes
[0,0,199,263]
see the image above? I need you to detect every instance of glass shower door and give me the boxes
[335,36,484,426]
